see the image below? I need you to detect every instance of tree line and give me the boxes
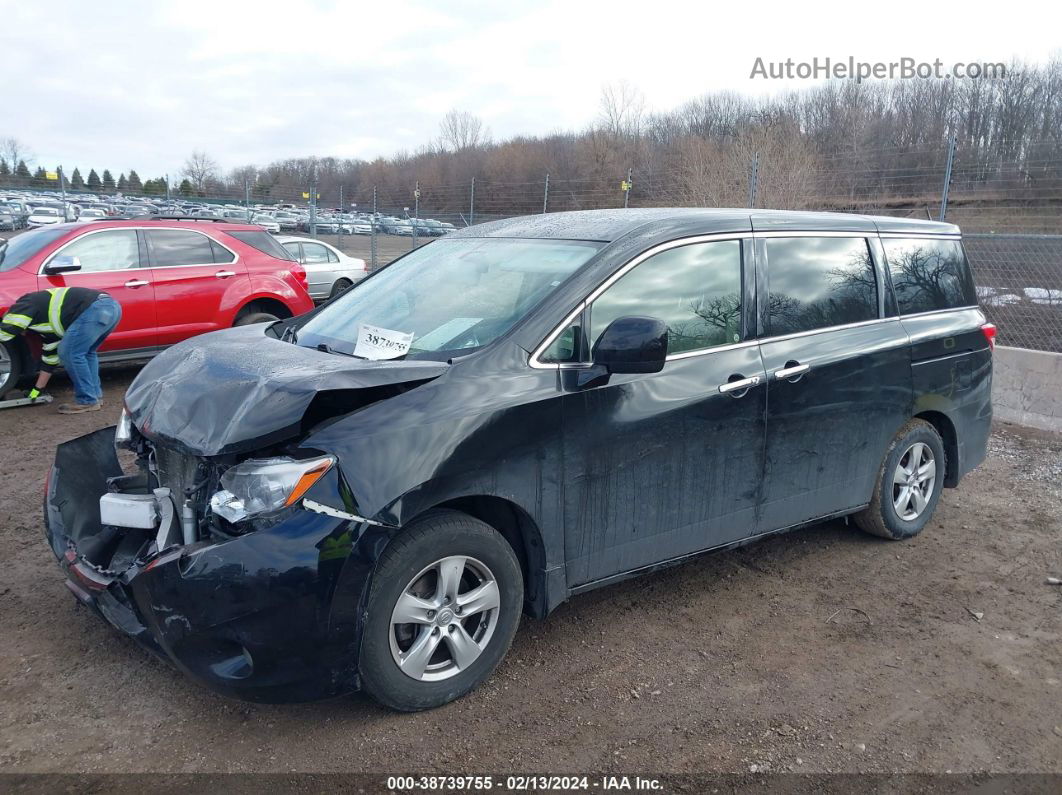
[3,59,1060,218]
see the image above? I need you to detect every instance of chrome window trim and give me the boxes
[39,225,240,274]
[757,316,897,345]
[529,233,748,370]
[895,304,981,320]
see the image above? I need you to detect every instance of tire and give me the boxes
[854,419,946,540]
[234,310,280,327]
[0,339,24,399]
[329,279,352,299]
[359,509,523,711]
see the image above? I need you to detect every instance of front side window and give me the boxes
[146,229,216,267]
[55,230,140,272]
[765,237,877,336]
[589,239,743,356]
[882,238,976,314]
[297,237,601,360]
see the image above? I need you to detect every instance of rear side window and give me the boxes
[146,229,217,267]
[227,230,296,261]
[882,238,976,314]
[765,237,877,335]
[589,239,743,356]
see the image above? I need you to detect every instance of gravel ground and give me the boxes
[0,365,1060,776]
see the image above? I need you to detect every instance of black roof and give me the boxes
[448,208,960,242]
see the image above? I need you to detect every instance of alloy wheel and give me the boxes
[892,442,937,521]
[389,555,501,682]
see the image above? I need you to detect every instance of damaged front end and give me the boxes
[44,419,389,702]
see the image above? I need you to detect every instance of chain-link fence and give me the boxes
[3,140,1060,351]
[965,234,1062,353]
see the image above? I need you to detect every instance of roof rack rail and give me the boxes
[145,214,230,222]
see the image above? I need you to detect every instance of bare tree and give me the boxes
[438,111,489,152]
[599,80,646,139]
[0,137,33,169]
[182,150,220,192]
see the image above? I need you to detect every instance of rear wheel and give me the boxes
[0,340,24,399]
[359,510,523,711]
[329,278,353,299]
[234,310,280,327]
[854,419,945,540]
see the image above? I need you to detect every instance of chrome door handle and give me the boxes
[718,374,761,394]
[774,363,811,380]
[215,270,236,278]
[124,279,149,288]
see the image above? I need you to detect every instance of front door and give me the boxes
[560,237,767,586]
[39,227,157,352]
[755,235,913,532]
[144,228,249,346]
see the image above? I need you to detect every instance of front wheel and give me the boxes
[0,339,24,398]
[359,510,523,711]
[854,419,946,540]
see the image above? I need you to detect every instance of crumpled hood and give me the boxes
[125,324,449,456]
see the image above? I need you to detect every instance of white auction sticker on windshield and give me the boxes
[354,324,415,360]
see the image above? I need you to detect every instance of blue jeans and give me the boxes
[57,296,122,405]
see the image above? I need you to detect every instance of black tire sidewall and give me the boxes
[234,311,280,327]
[0,339,24,398]
[330,279,352,298]
[878,425,946,539]
[359,514,523,711]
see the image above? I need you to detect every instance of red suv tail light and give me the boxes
[981,323,997,351]
[291,263,308,289]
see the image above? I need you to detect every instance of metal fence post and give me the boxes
[371,185,378,271]
[338,184,343,245]
[543,172,549,214]
[413,180,420,249]
[940,133,957,222]
[747,154,759,209]
[309,182,317,235]
[165,174,170,202]
[469,177,475,226]
[244,179,250,221]
[58,165,67,220]
[623,167,632,208]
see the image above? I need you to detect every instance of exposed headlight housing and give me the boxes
[114,408,134,449]
[210,456,334,524]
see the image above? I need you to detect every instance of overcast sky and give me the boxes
[2,0,1056,179]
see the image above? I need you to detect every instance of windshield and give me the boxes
[297,237,601,360]
[0,226,70,271]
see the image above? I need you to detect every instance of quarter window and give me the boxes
[55,230,140,272]
[765,237,877,335]
[146,230,218,267]
[882,238,976,314]
[588,240,743,356]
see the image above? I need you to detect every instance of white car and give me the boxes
[276,235,368,300]
[77,208,109,222]
[252,214,281,233]
[27,207,63,226]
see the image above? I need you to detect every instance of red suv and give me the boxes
[0,219,314,396]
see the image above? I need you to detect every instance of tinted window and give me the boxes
[227,230,296,261]
[589,240,743,356]
[146,229,216,267]
[209,238,235,264]
[56,230,139,272]
[765,237,877,335]
[883,238,976,314]
[540,322,585,364]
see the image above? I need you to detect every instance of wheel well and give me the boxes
[914,410,959,487]
[236,297,293,321]
[435,496,548,618]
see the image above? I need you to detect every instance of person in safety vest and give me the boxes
[0,287,122,413]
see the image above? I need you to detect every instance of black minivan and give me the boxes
[46,208,993,709]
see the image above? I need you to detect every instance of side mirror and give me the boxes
[592,315,669,374]
[44,255,82,275]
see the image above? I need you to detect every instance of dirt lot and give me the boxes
[0,365,1060,776]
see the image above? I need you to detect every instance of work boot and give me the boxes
[57,402,101,414]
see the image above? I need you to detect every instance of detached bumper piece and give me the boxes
[44,428,367,702]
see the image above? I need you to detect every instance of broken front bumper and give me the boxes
[44,427,376,703]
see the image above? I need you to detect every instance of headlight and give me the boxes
[115,408,133,449]
[210,456,334,523]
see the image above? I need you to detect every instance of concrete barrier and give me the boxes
[992,346,1062,432]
